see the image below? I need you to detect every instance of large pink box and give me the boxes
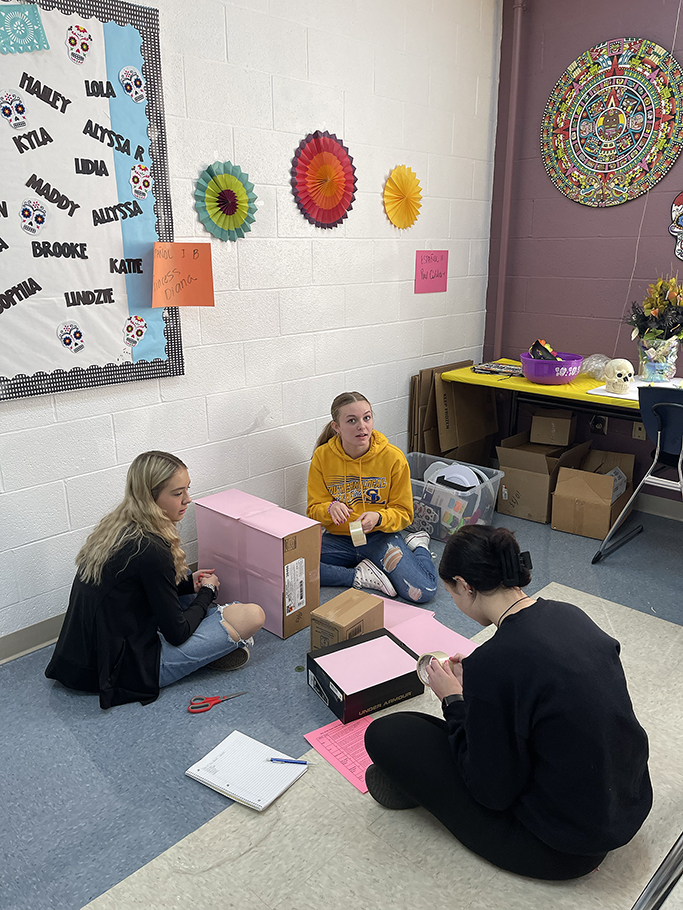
[195,490,321,639]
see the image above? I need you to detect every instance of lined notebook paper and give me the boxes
[185,731,307,811]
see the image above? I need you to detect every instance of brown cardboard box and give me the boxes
[434,371,498,452]
[419,360,471,453]
[551,450,635,540]
[310,589,384,651]
[496,433,591,523]
[530,409,576,446]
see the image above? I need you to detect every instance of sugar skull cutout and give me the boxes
[119,67,145,104]
[130,164,153,200]
[604,358,634,394]
[19,199,47,235]
[123,314,147,347]
[57,322,85,354]
[669,192,683,261]
[1,91,27,130]
[65,24,92,65]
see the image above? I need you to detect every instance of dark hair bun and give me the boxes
[438,525,532,592]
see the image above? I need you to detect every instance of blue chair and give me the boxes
[592,386,683,563]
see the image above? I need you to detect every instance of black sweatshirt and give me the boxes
[443,598,652,855]
[45,534,213,709]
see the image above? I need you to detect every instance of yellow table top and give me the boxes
[441,360,640,411]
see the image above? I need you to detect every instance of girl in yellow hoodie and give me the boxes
[307,392,437,603]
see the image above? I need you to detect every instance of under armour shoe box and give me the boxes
[196,490,321,639]
[307,629,424,724]
[309,589,384,651]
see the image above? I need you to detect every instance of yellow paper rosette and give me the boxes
[383,165,422,229]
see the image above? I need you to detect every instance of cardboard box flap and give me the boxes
[240,507,319,537]
[554,467,616,504]
[496,432,568,474]
[195,489,274,519]
[579,450,635,484]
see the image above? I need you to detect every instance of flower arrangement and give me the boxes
[626,276,683,341]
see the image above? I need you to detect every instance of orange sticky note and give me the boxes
[152,242,215,307]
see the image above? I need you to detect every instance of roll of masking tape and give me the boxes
[416,651,453,686]
[349,519,367,547]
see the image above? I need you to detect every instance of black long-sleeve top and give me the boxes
[45,533,213,709]
[443,598,652,855]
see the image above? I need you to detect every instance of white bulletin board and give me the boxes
[0,0,183,400]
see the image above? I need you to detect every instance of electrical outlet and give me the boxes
[632,422,647,440]
[589,414,608,435]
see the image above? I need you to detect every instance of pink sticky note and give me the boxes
[389,614,478,659]
[415,250,448,293]
[304,717,373,793]
[315,636,417,694]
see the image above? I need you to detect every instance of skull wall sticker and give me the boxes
[65,24,92,65]
[123,314,147,347]
[119,66,145,103]
[130,164,152,200]
[20,199,47,235]
[57,322,85,353]
[1,91,27,130]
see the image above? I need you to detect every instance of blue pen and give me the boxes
[269,757,310,765]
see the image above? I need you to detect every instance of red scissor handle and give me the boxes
[188,696,224,713]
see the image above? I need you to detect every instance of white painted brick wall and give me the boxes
[0,0,502,637]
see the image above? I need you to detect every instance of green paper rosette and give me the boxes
[194,161,257,242]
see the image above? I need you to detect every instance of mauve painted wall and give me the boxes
[484,0,683,363]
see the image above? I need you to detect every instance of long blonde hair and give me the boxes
[76,451,190,585]
[314,391,372,450]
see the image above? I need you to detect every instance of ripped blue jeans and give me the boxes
[320,530,438,604]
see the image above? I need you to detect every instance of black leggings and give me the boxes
[365,712,606,881]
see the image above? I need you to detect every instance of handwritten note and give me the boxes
[152,242,214,307]
[415,249,448,294]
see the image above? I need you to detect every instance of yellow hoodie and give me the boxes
[307,430,414,536]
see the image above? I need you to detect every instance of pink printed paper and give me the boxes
[304,717,373,793]
[314,635,417,694]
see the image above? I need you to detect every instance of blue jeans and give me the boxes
[158,604,247,688]
[320,531,437,604]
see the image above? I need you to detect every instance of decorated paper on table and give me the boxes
[415,250,448,293]
[0,0,181,401]
[383,165,422,229]
[540,37,683,207]
[291,130,357,229]
[194,160,257,242]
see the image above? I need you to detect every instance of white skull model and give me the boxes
[57,322,85,353]
[129,164,153,200]
[65,24,92,65]
[1,91,27,130]
[19,199,47,235]
[669,191,683,261]
[123,314,147,347]
[604,358,634,394]
[119,66,145,103]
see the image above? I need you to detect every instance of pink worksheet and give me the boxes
[314,635,417,693]
[389,613,479,659]
[304,717,373,793]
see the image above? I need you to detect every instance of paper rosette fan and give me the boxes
[383,165,422,229]
[291,130,357,228]
[194,161,257,242]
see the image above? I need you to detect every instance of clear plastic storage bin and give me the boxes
[406,452,504,541]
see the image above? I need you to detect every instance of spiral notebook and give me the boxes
[185,730,307,811]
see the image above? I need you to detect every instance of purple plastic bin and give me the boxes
[520,352,583,385]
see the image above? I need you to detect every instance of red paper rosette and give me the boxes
[291,130,357,228]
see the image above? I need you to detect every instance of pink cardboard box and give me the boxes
[195,490,321,639]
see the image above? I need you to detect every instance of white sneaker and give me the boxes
[353,559,397,597]
[404,530,431,551]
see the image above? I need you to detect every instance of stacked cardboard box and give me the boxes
[408,359,498,461]
[552,450,635,539]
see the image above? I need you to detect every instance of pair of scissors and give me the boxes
[188,692,247,713]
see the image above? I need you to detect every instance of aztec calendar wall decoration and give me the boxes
[540,37,683,207]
